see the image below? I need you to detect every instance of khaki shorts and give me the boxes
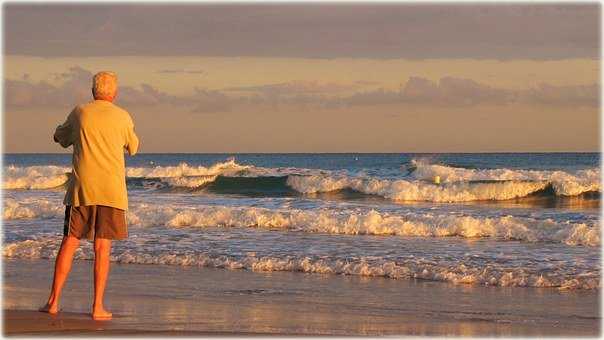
[64,205,128,240]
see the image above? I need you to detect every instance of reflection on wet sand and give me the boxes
[3,259,600,336]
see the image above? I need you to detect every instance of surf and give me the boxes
[3,159,601,203]
[4,236,599,289]
[5,198,599,247]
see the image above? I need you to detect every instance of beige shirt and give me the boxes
[54,100,139,210]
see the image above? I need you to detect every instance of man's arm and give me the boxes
[124,117,139,156]
[53,109,76,148]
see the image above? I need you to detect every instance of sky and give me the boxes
[3,3,601,153]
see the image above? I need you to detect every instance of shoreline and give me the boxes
[4,310,285,336]
[3,258,601,336]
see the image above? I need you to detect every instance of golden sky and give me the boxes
[3,4,600,152]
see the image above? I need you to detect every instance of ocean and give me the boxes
[3,153,601,290]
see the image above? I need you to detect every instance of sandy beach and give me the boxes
[2,258,600,336]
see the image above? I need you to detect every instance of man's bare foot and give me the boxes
[92,307,112,320]
[38,303,59,314]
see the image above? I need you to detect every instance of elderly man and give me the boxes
[39,71,139,320]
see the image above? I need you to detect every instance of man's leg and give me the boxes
[92,237,112,320]
[39,235,80,314]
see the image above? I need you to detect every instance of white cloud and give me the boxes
[5,68,599,112]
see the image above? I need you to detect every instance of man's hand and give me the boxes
[54,110,76,148]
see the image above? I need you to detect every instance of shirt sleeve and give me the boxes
[124,117,140,156]
[53,109,76,148]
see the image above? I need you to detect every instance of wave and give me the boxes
[3,198,64,220]
[4,160,600,202]
[125,158,250,178]
[3,165,71,190]
[3,236,598,289]
[409,159,601,196]
[129,204,601,247]
[4,199,598,246]
[286,175,558,202]
[3,160,247,190]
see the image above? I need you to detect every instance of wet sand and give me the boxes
[3,258,600,336]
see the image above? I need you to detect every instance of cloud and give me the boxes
[5,67,599,112]
[399,76,513,106]
[343,88,402,107]
[190,87,233,113]
[223,81,359,99]
[522,83,600,106]
[5,67,92,107]
[343,77,598,107]
[5,66,191,108]
[5,79,56,107]
[5,4,599,59]
[156,69,205,75]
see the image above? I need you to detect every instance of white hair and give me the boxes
[92,71,117,99]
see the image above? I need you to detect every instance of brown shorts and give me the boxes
[64,205,128,240]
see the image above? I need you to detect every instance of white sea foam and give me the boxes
[409,159,601,196]
[3,160,245,190]
[3,237,598,289]
[125,159,249,179]
[286,175,551,202]
[4,160,599,200]
[285,159,600,201]
[127,203,599,246]
[3,197,598,246]
[3,165,70,190]
[3,198,64,220]
[160,175,218,188]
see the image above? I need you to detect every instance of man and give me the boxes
[39,71,139,320]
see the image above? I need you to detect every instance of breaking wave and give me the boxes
[126,204,602,247]
[3,159,600,202]
[3,160,247,191]
[3,198,64,220]
[3,165,70,190]
[409,159,601,196]
[4,199,598,246]
[286,176,555,202]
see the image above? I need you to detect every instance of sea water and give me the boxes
[2,153,601,289]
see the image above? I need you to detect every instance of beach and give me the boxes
[4,1,602,337]
[3,258,600,336]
